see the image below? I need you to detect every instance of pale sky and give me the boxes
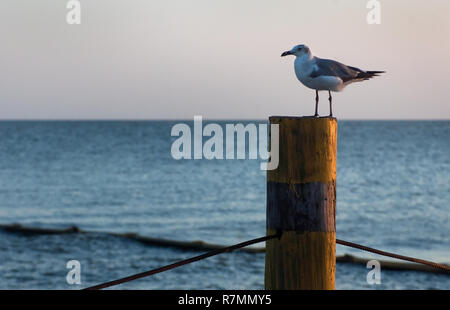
[1,0,449,119]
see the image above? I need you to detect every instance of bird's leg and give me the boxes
[328,90,333,117]
[314,90,319,117]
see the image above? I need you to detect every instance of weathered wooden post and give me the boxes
[265,116,337,290]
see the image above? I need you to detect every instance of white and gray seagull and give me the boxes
[281,44,385,117]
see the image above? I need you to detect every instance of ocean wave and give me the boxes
[1,223,448,275]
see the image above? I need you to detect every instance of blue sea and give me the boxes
[0,120,449,290]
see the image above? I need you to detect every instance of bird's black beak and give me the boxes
[281,51,292,57]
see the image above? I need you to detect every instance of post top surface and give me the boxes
[269,115,337,121]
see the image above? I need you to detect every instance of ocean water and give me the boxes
[0,120,449,290]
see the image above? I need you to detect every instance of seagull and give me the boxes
[281,44,385,117]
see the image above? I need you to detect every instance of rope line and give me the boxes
[336,238,450,272]
[84,233,449,290]
[83,232,281,290]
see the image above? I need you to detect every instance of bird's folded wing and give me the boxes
[310,58,361,83]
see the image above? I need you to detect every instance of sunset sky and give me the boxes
[1,0,449,119]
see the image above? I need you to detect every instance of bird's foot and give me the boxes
[328,114,333,117]
[314,113,319,117]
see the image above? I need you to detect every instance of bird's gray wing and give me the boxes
[310,58,362,82]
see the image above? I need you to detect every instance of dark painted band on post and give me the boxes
[267,181,336,232]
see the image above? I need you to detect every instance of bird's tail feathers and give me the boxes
[358,70,385,80]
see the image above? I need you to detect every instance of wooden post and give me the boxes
[265,116,337,290]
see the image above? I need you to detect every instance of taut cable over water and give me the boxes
[83,234,449,290]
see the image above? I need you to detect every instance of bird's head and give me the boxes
[281,44,311,58]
